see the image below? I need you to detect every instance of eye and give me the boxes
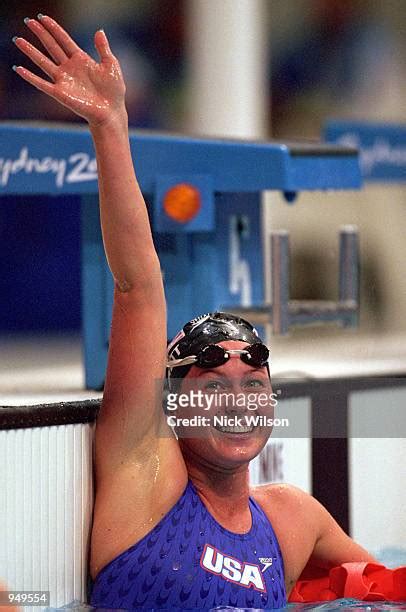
[244,379,265,388]
[204,380,224,391]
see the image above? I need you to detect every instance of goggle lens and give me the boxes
[240,342,269,367]
[196,343,269,369]
[197,344,229,367]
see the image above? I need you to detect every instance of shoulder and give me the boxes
[251,481,352,544]
[252,481,312,506]
[251,482,323,531]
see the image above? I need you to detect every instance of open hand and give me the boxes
[13,15,126,127]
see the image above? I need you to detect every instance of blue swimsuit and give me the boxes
[90,479,286,609]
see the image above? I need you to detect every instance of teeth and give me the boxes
[214,424,254,434]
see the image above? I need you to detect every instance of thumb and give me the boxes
[94,29,113,62]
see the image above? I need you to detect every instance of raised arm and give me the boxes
[14,16,169,475]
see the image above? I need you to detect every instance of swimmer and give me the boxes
[13,16,377,609]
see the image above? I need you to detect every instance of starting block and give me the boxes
[0,122,362,389]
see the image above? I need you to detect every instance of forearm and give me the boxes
[90,108,161,293]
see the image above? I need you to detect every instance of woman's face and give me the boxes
[174,340,274,471]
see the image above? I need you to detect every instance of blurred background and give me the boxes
[0,0,405,577]
[0,0,405,338]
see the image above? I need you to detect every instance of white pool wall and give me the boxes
[0,423,94,608]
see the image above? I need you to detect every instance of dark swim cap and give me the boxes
[166,311,266,389]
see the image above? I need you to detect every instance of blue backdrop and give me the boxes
[0,194,81,332]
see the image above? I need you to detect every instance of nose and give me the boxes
[221,380,249,416]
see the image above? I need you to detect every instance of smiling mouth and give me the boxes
[213,423,255,434]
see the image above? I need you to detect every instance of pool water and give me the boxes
[55,602,406,611]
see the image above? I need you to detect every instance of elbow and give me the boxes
[114,253,163,294]
[115,278,133,293]
[114,270,165,307]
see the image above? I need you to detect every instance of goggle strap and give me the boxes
[167,355,198,368]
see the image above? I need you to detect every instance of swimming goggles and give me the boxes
[167,342,269,370]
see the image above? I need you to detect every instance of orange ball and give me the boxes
[163,183,201,223]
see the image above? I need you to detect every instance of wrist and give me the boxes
[89,107,129,138]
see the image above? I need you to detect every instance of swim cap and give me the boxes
[166,311,266,389]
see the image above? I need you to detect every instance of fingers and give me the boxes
[94,29,113,63]
[24,18,68,64]
[37,14,81,58]
[13,65,55,98]
[13,36,58,80]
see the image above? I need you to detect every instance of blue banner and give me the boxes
[325,121,406,183]
[0,122,362,194]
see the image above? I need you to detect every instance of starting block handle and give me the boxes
[223,227,360,335]
[339,226,360,328]
[271,230,290,335]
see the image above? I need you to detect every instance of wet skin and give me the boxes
[12,16,377,598]
[90,340,376,596]
[91,341,376,597]
[176,340,274,470]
